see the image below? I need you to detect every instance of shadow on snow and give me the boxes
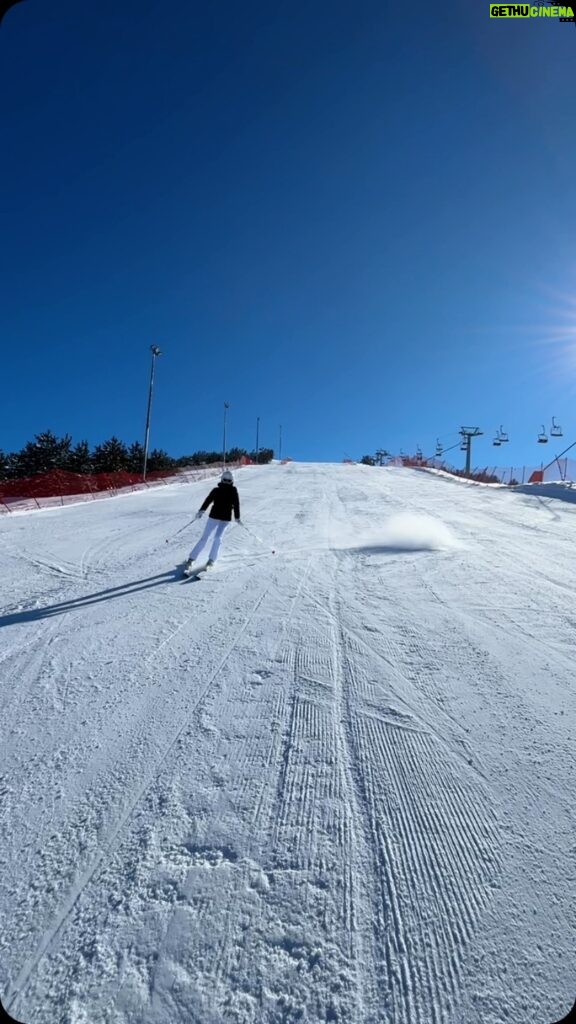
[351,544,441,556]
[0,570,181,628]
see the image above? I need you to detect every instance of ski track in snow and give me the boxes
[1,464,575,1023]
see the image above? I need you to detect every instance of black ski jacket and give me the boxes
[200,482,240,522]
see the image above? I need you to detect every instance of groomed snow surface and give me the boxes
[1,463,575,1024]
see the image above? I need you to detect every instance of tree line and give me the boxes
[0,431,274,480]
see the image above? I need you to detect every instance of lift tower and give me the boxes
[459,427,483,476]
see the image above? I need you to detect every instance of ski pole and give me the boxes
[239,521,264,544]
[239,521,277,555]
[165,518,197,544]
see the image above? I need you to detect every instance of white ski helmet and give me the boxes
[221,469,234,483]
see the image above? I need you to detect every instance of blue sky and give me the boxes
[1,0,576,471]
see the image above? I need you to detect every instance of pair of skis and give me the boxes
[181,560,212,581]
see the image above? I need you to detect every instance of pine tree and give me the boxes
[92,437,129,473]
[146,448,176,472]
[250,448,273,464]
[227,447,248,464]
[68,440,93,474]
[5,452,20,479]
[14,431,72,476]
[184,450,222,466]
[127,441,145,473]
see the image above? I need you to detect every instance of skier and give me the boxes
[183,469,241,574]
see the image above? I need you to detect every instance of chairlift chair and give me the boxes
[460,439,467,451]
[550,417,563,438]
[498,425,509,443]
[435,439,443,457]
[537,425,548,444]
[492,434,501,447]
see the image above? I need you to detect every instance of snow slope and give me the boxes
[1,463,575,1024]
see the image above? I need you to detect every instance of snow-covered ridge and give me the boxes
[416,464,576,503]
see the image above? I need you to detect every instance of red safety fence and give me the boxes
[464,459,576,486]
[0,463,244,513]
[0,468,173,500]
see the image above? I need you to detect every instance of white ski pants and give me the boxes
[188,517,228,562]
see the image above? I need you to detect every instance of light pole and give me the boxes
[255,416,260,465]
[143,345,161,481]
[223,402,230,466]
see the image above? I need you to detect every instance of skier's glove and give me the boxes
[236,518,243,526]
[195,510,204,520]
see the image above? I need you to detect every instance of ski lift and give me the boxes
[550,417,563,438]
[460,438,467,451]
[537,425,548,444]
[416,446,423,460]
[498,425,509,443]
[492,433,501,447]
[435,439,443,457]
